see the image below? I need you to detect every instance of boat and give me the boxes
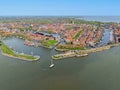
[49,59,55,68]
[49,63,55,68]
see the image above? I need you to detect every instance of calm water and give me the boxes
[97,29,110,47]
[77,16,120,22]
[0,37,120,90]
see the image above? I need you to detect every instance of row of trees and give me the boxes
[57,44,85,50]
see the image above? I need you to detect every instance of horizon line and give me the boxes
[0,15,120,17]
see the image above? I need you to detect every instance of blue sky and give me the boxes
[0,0,120,16]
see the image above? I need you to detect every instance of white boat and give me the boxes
[49,59,55,68]
[49,63,55,68]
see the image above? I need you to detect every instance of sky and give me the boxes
[0,0,120,16]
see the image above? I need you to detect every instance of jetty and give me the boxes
[1,41,40,61]
[52,43,120,60]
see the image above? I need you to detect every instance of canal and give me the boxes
[97,29,110,47]
[0,37,120,90]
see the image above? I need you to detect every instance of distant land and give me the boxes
[0,16,120,22]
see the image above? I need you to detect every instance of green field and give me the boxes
[1,42,39,61]
[2,42,16,56]
[41,40,58,48]
[57,44,86,50]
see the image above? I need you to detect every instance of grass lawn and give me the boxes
[2,42,16,56]
[41,40,58,47]
[1,42,38,61]
[57,44,86,50]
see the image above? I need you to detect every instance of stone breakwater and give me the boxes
[0,41,40,61]
[52,43,120,60]
[79,45,110,54]
[2,52,40,61]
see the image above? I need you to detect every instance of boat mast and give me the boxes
[50,47,54,67]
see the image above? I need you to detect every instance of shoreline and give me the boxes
[40,41,61,49]
[52,43,120,60]
[1,51,40,61]
[0,42,40,61]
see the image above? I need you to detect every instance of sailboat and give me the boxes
[49,45,55,68]
[49,59,54,68]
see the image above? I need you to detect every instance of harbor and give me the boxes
[0,16,120,90]
[0,36,120,90]
[0,0,120,89]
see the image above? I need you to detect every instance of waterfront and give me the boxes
[0,37,120,90]
[1,0,120,89]
[97,29,110,47]
[0,16,120,90]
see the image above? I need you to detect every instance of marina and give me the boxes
[0,16,120,90]
[0,37,120,90]
[0,0,120,89]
